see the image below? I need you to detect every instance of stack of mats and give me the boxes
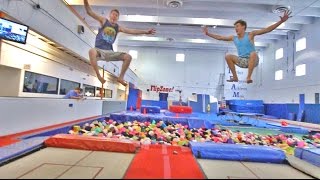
[294,148,320,167]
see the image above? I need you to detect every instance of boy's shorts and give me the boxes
[95,48,125,61]
[236,56,260,68]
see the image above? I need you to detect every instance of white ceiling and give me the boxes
[66,0,320,50]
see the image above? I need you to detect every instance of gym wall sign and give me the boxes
[150,85,174,93]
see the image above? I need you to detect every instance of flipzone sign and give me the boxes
[150,85,174,93]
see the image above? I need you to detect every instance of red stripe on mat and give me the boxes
[0,138,20,147]
[0,115,101,147]
[124,145,205,179]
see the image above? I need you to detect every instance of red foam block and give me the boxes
[44,134,140,153]
[169,105,193,114]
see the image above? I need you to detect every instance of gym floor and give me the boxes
[0,147,313,179]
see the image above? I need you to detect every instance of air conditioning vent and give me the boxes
[166,0,183,8]
[272,5,290,13]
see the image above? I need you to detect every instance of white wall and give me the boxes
[0,0,95,60]
[0,97,103,136]
[0,65,21,96]
[118,46,226,101]
[248,19,320,103]
[0,38,123,98]
[0,0,138,87]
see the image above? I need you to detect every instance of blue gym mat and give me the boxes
[189,142,286,163]
[0,137,49,164]
[295,148,320,167]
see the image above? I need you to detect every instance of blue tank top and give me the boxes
[95,19,119,51]
[233,32,256,57]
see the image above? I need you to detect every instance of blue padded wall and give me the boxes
[264,104,320,124]
[189,94,204,113]
[127,88,139,110]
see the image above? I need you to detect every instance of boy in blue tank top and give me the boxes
[203,11,291,84]
[84,0,156,86]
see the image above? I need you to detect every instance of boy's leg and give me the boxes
[89,48,106,84]
[117,53,132,86]
[101,50,132,86]
[247,52,258,84]
[225,54,240,82]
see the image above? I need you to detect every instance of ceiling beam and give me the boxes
[73,6,315,25]
[66,0,320,8]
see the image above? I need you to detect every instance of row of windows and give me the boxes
[275,64,306,81]
[275,37,306,60]
[274,37,307,81]
[23,71,113,98]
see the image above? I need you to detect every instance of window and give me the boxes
[96,87,113,98]
[176,53,185,62]
[296,64,306,77]
[105,89,113,98]
[129,50,138,59]
[23,71,58,94]
[83,84,95,97]
[296,37,306,52]
[275,70,283,80]
[59,79,80,95]
[275,48,283,60]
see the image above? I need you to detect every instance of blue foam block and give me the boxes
[141,100,168,109]
[141,106,161,114]
[190,142,286,163]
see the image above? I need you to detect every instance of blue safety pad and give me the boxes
[294,148,320,167]
[141,106,161,114]
[163,111,199,118]
[109,112,213,129]
[228,100,264,106]
[266,122,309,134]
[190,142,286,163]
[229,105,264,114]
[141,100,168,109]
[228,100,264,114]
[0,137,48,164]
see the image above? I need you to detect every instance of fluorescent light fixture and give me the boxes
[129,50,138,59]
[191,18,223,25]
[189,38,207,43]
[131,36,160,41]
[176,53,185,62]
[122,15,155,22]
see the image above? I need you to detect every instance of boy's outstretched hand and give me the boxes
[202,26,208,35]
[280,10,292,23]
